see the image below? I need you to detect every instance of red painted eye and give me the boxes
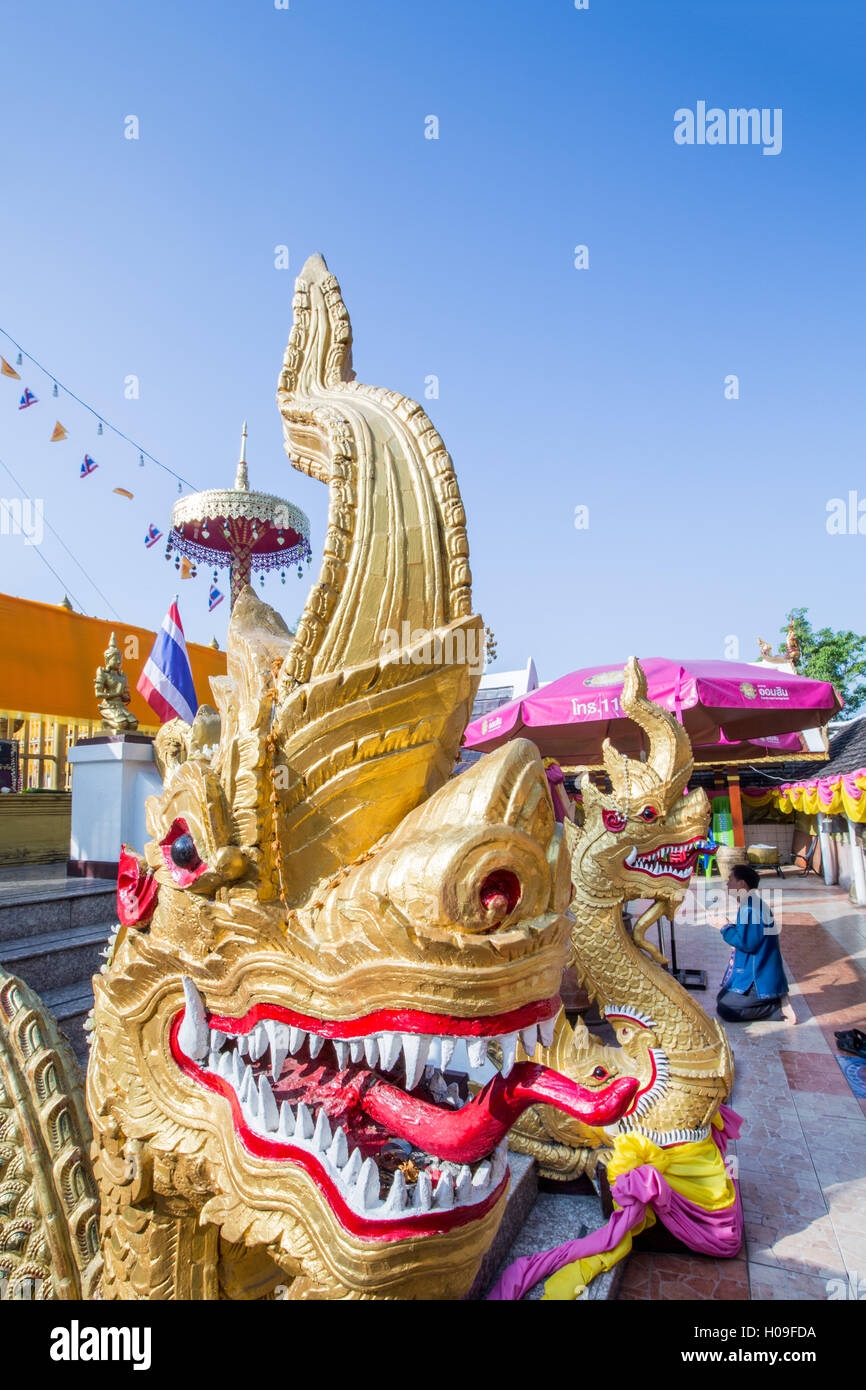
[479,869,521,919]
[592,1065,609,1079]
[640,806,658,822]
[602,808,626,833]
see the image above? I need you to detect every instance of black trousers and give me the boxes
[716,984,781,1023]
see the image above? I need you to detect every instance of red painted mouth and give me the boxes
[171,990,639,1242]
[624,836,714,883]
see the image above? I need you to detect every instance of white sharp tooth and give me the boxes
[266,1022,289,1081]
[364,1035,380,1067]
[455,1165,473,1203]
[327,1126,349,1169]
[258,1075,278,1132]
[208,1050,220,1072]
[278,1101,295,1139]
[312,1110,332,1153]
[498,1031,518,1078]
[381,1169,407,1214]
[471,1161,492,1196]
[239,1064,254,1108]
[237,1031,250,1056]
[377,1031,402,1072]
[426,1037,443,1069]
[349,1039,365,1064]
[520,1024,538,1057]
[466,1036,488,1068]
[258,1022,273,1061]
[295,1101,314,1140]
[288,1026,307,1055]
[445,1082,462,1107]
[342,1147,362,1186]
[209,1028,226,1050]
[538,1016,556,1049]
[331,1039,348,1069]
[439,1036,457,1070]
[355,1157,380,1210]
[491,1141,508,1185]
[308,1032,325,1060]
[230,1051,244,1091]
[433,1172,454,1209]
[218,1049,233,1082]
[413,1170,433,1211]
[178,977,209,1061]
[402,1034,431,1090]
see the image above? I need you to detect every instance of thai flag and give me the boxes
[136,598,198,725]
[18,388,38,409]
[80,454,98,477]
[208,584,224,612]
[144,523,162,549]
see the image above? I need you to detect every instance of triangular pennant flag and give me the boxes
[1,357,20,380]
[80,454,98,477]
[50,421,68,442]
[144,523,163,549]
[180,556,197,580]
[208,584,224,612]
[18,388,38,409]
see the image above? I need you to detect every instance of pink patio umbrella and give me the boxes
[463,657,842,765]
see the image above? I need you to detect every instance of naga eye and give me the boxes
[602,809,626,833]
[640,806,658,822]
[170,834,200,869]
[592,1066,609,1079]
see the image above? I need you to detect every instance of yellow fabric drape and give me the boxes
[778,772,866,823]
[542,1121,737,1301]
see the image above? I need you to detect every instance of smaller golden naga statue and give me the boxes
[94,633,139,734]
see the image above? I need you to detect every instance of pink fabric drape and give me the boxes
[487,1104,743,1301]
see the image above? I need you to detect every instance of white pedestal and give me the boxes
[67,736,163,878]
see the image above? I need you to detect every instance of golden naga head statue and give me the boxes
[570,657,712,906]
[88,256,640,1300]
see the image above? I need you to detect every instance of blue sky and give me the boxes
[1,0,863,677]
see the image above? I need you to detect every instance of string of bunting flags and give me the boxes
[0,332,232,612]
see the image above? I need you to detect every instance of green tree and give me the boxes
[782,608,866,717]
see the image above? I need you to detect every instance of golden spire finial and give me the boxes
[234,421,249,491]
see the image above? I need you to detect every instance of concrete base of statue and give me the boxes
[67,735,162,879]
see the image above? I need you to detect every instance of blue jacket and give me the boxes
[720,893,788,1000]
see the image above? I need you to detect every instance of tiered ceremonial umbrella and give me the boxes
[167,424,312,609]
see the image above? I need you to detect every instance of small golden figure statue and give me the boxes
[94,633,139,734]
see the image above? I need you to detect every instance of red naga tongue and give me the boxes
[360,1063,639,1164]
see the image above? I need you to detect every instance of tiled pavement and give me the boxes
[616,870,866,1301]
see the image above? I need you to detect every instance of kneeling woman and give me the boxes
[710,864,796,1023]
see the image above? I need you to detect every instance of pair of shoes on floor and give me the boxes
[835,1028,866,1059]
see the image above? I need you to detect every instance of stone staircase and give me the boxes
[0,866,116,1068]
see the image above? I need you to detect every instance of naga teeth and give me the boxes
[498,1031,519,1078]
[278,1102,295,1139]
[248,1022,269,1062]
[401,1034,431,1090]
[295,1101,314,1140]
[413,1171,433,1211]
[327,1126,349,1170]
[381,1169,407,1214]
[355,1157,380,1211]
[538,1016,556,1049]
[377,1031,402,1072]
[178,978,209,1061]
[332,1039,349,1070]
[312,1109,332,1153]
[342,1147,362,1186]
[433,1172,454,1210]
[519,1024,538,1057]
[466,1036,489,1068]
[258,1074,279,1132]
[288,1026,306,1056]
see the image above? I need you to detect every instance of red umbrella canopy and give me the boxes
[463,657,842,765]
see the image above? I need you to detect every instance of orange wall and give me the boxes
[0,592,226,725]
